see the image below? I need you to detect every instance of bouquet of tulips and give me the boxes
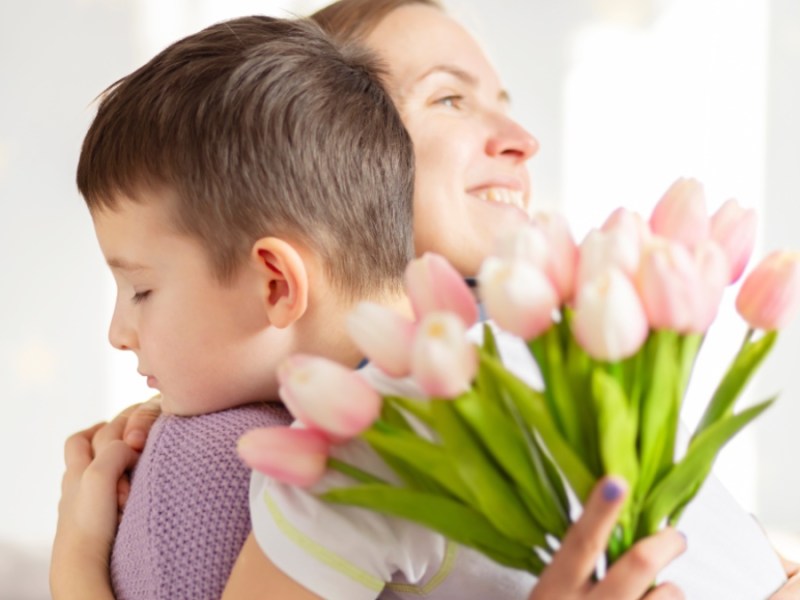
[242,178,800,574]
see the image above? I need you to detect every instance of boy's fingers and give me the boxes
[597,528,686,598]
[121,395,162,451]
[548,476,629,585]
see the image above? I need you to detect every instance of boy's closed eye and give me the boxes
[132,290,151,304]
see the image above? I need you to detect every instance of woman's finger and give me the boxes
[545,476,629,586]
[642,582,685,600]
[595,528,686,599]
[122,395,162,450]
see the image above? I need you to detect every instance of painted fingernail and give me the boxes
[678,530,688,549]
[602,479,623,502]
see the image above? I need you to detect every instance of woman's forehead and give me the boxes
[365,4,503,95]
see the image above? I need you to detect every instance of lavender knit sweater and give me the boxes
[110,402,291,600]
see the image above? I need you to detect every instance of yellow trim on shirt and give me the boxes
[262,490,384,592]
[386,541,458,595]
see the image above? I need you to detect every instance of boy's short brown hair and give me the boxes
[77,16,414,298]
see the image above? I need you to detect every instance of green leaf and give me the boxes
[694,331,777,437]
[636,331,680,501]
[362,422,473,502]
[480,351,595,502]
[455,391,569,536]
[639,398,774,535]
[592,368,639,491]
[322,484,545,574]
[431,400,548,548]
[383,396,434,427]
[530,328,585,458]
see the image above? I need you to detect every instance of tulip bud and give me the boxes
[736,251,800,330]
[494,214,578,304]
[238,426,330,488]
[278,355,382,440]
[691,241,730,332]
[637,238,703,332]
[411,312,477,398]
[710,198,757,284]
[404,253,478,327]
[347,302,415,377]
[478,256,558,340]
[577,228,641,288]
[649,177,709,250]
[572,267,649,361]
[532,212,579,303]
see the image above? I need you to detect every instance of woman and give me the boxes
[55,1,799,598]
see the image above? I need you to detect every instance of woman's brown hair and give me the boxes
[311,0,442,44]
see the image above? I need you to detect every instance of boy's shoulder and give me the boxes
[110,402,291,599]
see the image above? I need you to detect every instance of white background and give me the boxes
[1,0,799,597]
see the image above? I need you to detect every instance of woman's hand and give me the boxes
[770,556,800,599]
[50,423,139,600]
[530,477,686,600]
[88,396,162,508]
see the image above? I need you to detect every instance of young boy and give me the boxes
[50,15,414,600]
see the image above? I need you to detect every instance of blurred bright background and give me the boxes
[1,0,799,597]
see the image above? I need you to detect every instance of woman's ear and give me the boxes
[250,237,309,329]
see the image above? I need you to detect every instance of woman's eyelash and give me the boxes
[132,290,151,304]
[435,95,464,108]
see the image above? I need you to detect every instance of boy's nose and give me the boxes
[108,308,137,351]
[485,114,539,163]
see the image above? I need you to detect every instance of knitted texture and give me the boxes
[110,402,291,600]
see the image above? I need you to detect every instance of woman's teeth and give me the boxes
[474,188,525,210]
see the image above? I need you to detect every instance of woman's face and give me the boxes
[365,4,539,275]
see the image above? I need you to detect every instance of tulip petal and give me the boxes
[278,355,382,440]
[238,426,330,488]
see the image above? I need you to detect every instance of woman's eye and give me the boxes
[132,290,151,304]
[434,95,464,109]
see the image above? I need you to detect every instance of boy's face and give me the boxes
[92,192,286,415]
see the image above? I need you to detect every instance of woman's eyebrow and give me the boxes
[412,64,511,104]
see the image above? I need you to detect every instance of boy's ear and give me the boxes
[250,237,309,328]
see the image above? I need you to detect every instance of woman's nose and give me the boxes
[485,114,539,163]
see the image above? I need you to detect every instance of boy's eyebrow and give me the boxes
[107,257,149,271]
[413,64,511,104]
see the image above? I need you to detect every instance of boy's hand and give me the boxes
[530,477,686,600]
[50,423,139,600]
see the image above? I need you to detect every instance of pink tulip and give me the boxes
[602,207,651,242]
[411,312,477,398]
[710,198,757,284]
[649,177,709,250]
[572,267,649,361]
[736,250,800,330]
[237,426,330,488]
[532,212,579,303]
[636,238,704,332]
[691,241,730,332]
[577,228,641,288]
[478,256,559,340]
[346,302,416,377]
[277,354,382,440]
[493,215,578,304]
[404,253,478,327]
